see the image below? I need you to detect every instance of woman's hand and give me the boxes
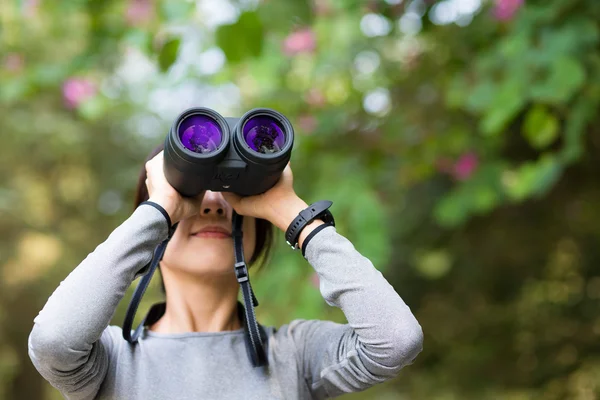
[145,151,204,224]
[222,164,311,233]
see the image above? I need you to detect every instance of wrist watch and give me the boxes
[285,200,335,250]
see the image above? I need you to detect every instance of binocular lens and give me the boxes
[178,114,223,154]
[242,115,286,154]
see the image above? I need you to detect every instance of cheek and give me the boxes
[161,231,190,267]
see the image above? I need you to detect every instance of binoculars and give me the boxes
[163,107,294,197]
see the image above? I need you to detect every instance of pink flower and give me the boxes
[452,152,479,181]
[126,0,154,26]
[62,78,96,109]
[298,115,317,134]
[282,29,316,56]
[4,53,24,72]
[493,0,524,21]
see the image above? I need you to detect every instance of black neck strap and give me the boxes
[122,233,171,344]
[122,214,267,367]
[232,211,267,367]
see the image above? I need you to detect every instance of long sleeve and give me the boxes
[281,226,423,399]
[28,205,169,399]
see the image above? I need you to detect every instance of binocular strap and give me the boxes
[232,211,268,367]
[122,237,169,344]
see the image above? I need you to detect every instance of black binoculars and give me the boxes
[163,107,294,197]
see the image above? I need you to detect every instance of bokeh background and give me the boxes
[1,0,600,398]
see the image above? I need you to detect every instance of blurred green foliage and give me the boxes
[1,0,600,398]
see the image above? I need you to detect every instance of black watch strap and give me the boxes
[285,200,334,250]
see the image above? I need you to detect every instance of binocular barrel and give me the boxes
[163,108,294,197]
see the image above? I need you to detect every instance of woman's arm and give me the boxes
[284,225,423,398]
[28,205,169,399]
[29,152,203,399]
[223,164,422,396]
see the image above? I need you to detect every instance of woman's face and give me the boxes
[161,191,256,278]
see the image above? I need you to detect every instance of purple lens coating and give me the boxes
[178,115,223,154]
[242,116,286,154]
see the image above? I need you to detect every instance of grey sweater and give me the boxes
[28,204,423,400]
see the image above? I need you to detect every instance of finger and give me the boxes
[222,192,243,212]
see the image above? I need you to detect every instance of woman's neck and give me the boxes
[150,268,242,333]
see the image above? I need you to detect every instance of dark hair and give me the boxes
[134,144,274,270]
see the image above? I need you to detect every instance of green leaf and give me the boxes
[434,189,469,227]
[522,105,559,149]
[215,12,264,64]
[480,80,526,136]
[503,155,563,201]
[540,18,600,57]
[434,164,505,227]
[560,97,597,163]
[530,57,586,104]
[158,38,181,72]
[498,31,530,59]
[465,80,496,113]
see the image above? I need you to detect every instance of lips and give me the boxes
[191,225,232,238]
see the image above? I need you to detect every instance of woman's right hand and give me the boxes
[145,151,204,224]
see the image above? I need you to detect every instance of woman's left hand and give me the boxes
[222,164,309,232]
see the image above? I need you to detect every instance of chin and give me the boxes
[162,232,256,278]
[183,245,235,276]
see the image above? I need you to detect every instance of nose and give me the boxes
[200,190,230,217]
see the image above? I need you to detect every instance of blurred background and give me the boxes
[1,0,600,398]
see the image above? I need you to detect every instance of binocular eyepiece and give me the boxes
[163,107,294,197]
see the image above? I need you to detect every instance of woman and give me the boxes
[28,147,423,400]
